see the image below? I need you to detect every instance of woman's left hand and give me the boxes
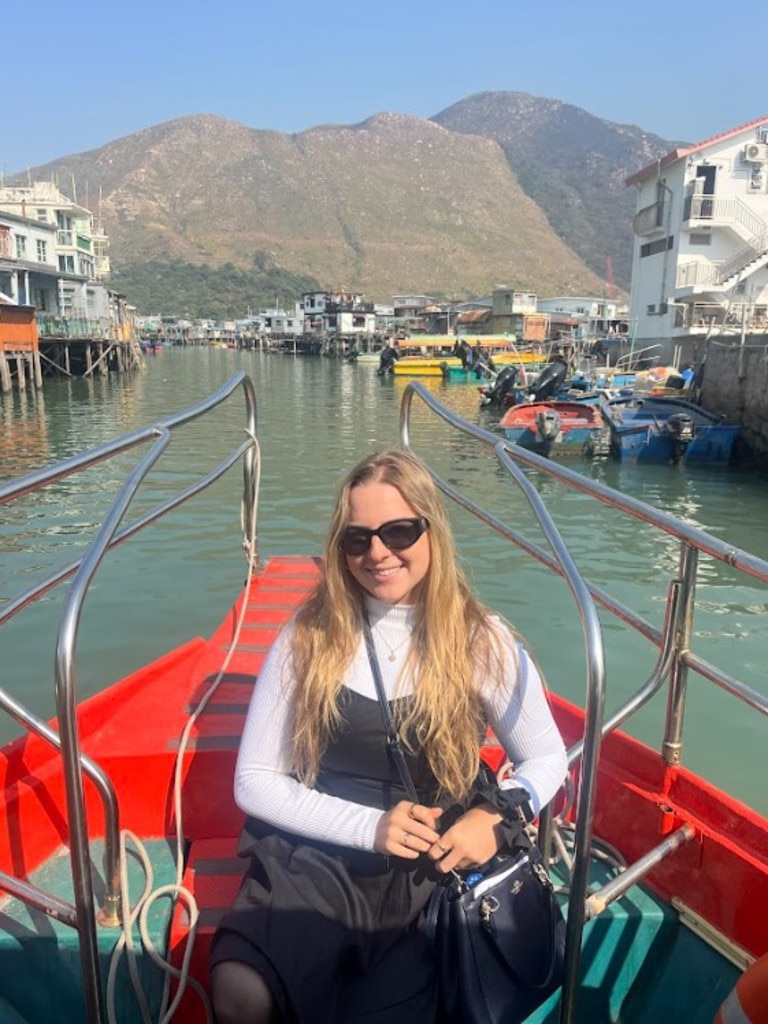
[427,802,504,873]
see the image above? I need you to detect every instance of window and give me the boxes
[16,235,27,258]
[640,236,674,258]
[59,254,75,272]
[36,208,47,222]
[36,239,48,262]
[61,288,75,313]
[689,233,712,246]
[33,289,48,311]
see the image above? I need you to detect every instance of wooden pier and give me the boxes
[36,336,144,381]
[0,304,144,398]
[0,303,43,397]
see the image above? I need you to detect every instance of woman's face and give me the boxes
[344,481,431,605]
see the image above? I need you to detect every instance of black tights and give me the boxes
[210,960,281,1024]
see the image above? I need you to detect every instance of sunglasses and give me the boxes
[339,516,429,556]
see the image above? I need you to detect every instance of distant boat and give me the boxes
[498,400,603,456]
[599,394,740,464]
[392,337,547,378]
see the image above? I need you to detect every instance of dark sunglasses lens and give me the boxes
[379,521,423,549]
[340,530,371,555]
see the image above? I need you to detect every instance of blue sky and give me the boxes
[5,0,768,176]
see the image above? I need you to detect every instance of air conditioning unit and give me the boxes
[744,142,768,162]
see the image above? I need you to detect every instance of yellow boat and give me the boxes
[392,336,549,377]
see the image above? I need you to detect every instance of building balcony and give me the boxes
[56,230,93,253]
[633,201,667,236]
[670,300,768,336]
[676,261,721,291]
[37,314,110,339]
[682,194,766,242]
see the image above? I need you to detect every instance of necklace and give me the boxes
[374,626,411,663]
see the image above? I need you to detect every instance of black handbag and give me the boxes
[426,847,565,1024]
[363,616,566,1024]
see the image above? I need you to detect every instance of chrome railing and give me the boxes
[0,372,258,1024]
[716,231,768,284]
[398,381,768,1024]
[676,261,722,288]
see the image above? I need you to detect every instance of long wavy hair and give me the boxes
[290,448,509,800]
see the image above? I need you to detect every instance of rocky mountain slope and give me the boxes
[431,91,683,290]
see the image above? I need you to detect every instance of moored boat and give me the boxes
[498,399,604,456]
[0,372,766,1023]
[392,336,548,378]
[599,394,741,464]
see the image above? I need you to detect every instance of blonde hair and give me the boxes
[290,448,508,800]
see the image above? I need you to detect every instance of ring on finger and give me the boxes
[408,802,418,820]
[437,841,449,854]
[403,832,411,846]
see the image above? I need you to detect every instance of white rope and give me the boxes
[106,431,262,1024]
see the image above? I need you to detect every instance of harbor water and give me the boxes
[1,348,767,813]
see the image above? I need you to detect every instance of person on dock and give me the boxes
[209,448,568,1024]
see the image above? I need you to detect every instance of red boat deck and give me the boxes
[2,554,767,1022]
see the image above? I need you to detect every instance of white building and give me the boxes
[626,114,768,364]
[0,210,58,309]
[0,184,139,349]
[536,296,630,342]
[301,291,374,336]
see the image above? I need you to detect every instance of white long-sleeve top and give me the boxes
[234,597,568,851]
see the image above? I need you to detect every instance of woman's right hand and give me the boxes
[374,800,443,858]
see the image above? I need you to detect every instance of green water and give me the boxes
[1,348,767,812]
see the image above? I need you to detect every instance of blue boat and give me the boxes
[599,394,740,464]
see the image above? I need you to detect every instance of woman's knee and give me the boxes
[210,959,279,1024]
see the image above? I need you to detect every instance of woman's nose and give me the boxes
[367,534,391,559]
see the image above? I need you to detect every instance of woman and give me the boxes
[210,448,568,1023]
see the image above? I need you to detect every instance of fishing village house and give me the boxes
[302,290,376,335]
[626,114,768,453]
[0,182,139,392]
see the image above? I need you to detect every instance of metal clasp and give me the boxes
[480,895,500,923]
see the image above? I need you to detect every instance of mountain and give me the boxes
[14,94,682,315]
[431,91,684,289]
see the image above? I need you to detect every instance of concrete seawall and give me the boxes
[701,338,768,460]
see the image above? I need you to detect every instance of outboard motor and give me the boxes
[529,361,568,402]
[535,408,562,445]
[665,412,695,461]
[480,365,520,406]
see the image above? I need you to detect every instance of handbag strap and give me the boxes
[362,613,419,804]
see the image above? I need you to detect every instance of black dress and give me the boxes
[209,689,446,1023]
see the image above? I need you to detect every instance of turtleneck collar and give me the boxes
[363,594,417,630]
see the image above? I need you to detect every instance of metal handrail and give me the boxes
[400,385,605,1023]
[398,381,768,1024]
[0,371,258,1024]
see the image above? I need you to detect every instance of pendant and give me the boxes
[388,652,396,662]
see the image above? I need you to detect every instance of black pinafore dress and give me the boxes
[209,688,444,1023]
